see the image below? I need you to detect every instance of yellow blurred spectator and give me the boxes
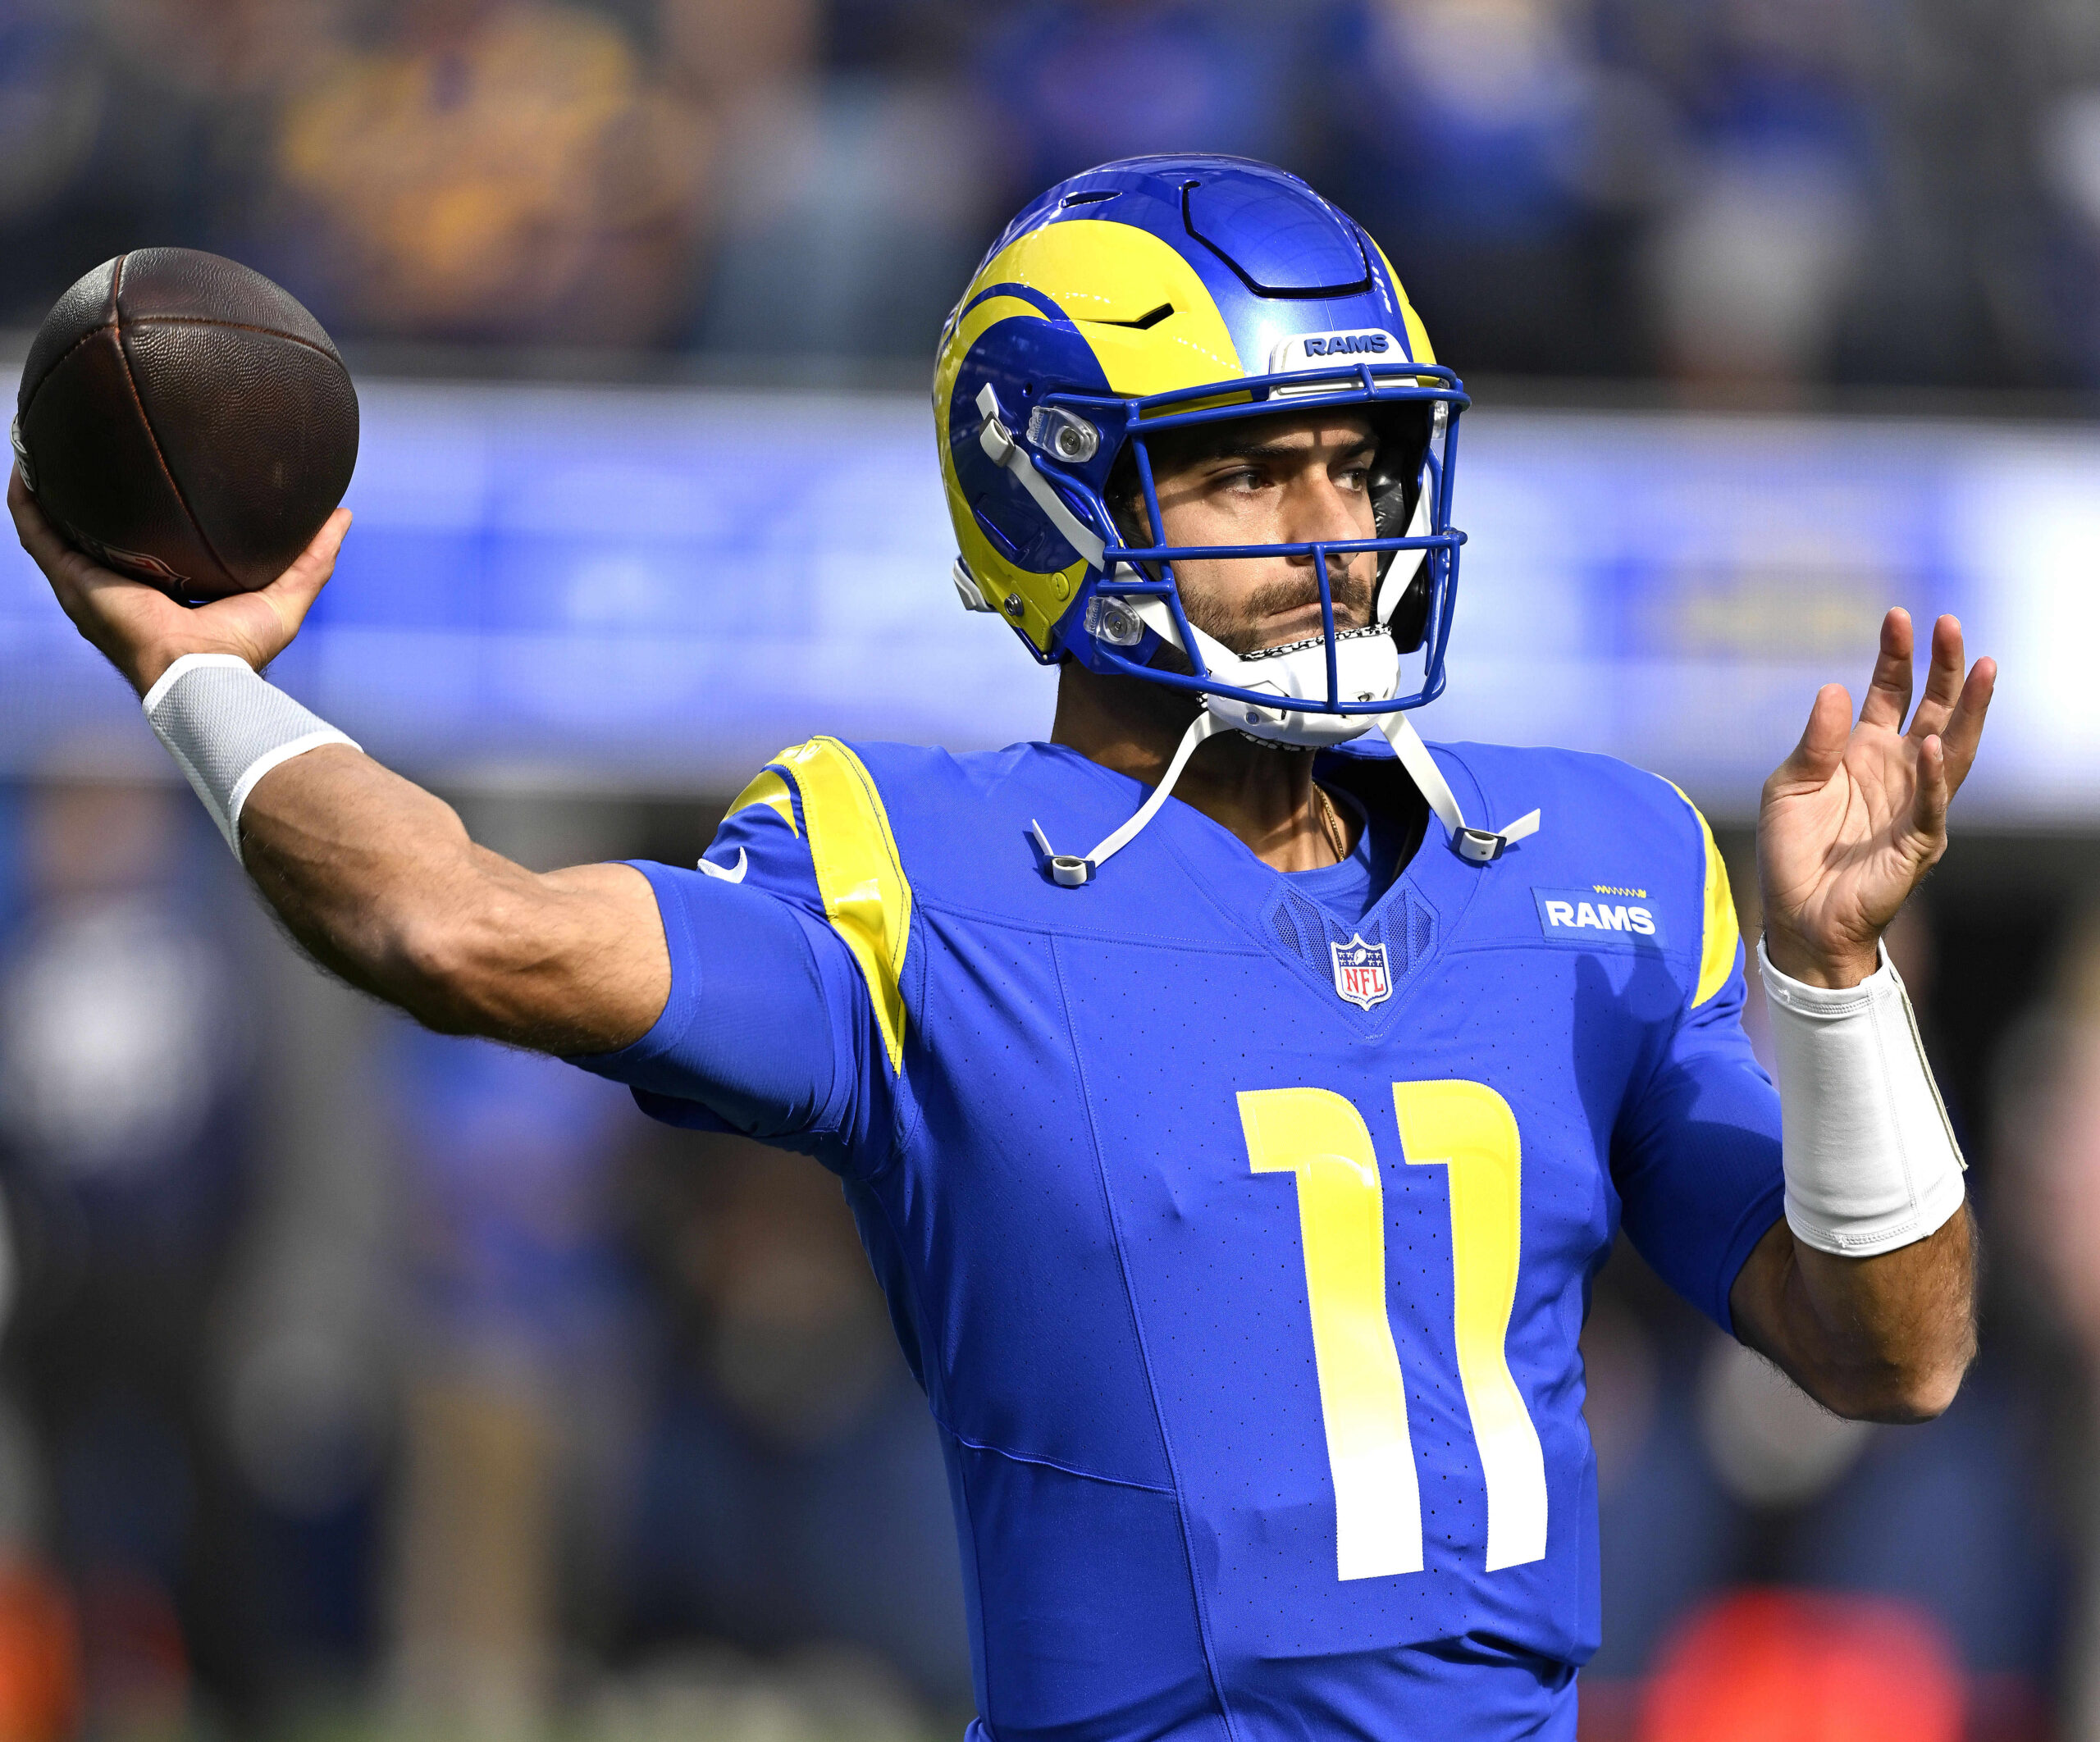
[273,1,711,345]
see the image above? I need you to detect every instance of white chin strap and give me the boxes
[1030,708,1540,887]
[1032,711,1230,887]
[976,384,1107,570]
[1374,712,1541,866]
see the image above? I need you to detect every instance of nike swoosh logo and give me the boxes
[697,847,748,883]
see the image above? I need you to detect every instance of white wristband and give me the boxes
[141,654,360,863]
[1757,935,1966,1257]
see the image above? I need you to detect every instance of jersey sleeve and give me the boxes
[1611,796,1786,1335]
[568,741,914,1172]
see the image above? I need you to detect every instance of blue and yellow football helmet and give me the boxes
[934,153,1470,753]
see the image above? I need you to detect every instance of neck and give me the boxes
[1050,662,1356,872]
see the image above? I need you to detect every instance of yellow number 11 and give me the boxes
[1237,1080,1547,1582]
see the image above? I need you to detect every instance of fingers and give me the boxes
[252,506,352,654]
[10,465,127,639]
[1773,682,1854,794]
[1865,607,1995,808]
[9,465,146,619]
[267,507,351,607]
[1858,607,1915,731]
[1910,732,1950,846]
[1906,613,1968,741]
[9,465,79,581]
[1898,612,1993,800]
[1938,653,1996,796]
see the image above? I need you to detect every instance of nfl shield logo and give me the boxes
[1330,934,1392,1010]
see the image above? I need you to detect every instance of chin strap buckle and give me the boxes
[1030,713,1228,887]
[1455,827,1505,864]
[1452,813,1541,864]
[1377,714,1541,865]
[1029,822,1094,887]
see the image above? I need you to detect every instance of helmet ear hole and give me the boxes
[1103,445,1146,542]
[1388,567,1431,654]
[1367,401,1429,545]
[1368,399,1434,651]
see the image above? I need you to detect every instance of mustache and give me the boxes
[1203,562,1376,656]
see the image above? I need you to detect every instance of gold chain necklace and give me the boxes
[1315,783,1349,864]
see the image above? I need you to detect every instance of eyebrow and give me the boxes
[1200,433,1378,465]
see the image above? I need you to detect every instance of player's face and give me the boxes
[1144,412,1380,657]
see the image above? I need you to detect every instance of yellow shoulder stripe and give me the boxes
[726,768,797,835]
[774,738,913,1071]
[1667,781,1739,1009]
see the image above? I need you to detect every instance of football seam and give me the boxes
[109,253,238,591]
[16,323,116,422]
[120,316,347,370]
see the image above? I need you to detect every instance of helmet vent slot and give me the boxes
[1094,303,1174,331]
[1061,189,1122,207]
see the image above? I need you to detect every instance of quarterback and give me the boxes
[13,158,1987,1740]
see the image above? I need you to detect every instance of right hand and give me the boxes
[9,464,351,695]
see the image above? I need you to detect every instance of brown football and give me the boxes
[10,249,358,602]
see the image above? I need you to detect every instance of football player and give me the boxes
[12,157,1988,1740]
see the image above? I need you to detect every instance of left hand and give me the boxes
[1759,609,1995,987]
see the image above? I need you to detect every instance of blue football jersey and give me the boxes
[578,732,1785,1742]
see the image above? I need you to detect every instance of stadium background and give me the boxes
[1,0,2098,1736]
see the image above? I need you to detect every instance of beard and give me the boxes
[1180,559,1376,657]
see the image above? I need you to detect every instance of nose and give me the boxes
[1277,467,1375,597]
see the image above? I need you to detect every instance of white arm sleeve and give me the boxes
[141,653,360,862]
[1757,935,1967,1257]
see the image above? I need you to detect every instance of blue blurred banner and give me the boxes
[2,381,2092,821]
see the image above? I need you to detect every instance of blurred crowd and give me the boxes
[6,2,2100,1739]
[3,0,2100,389]
[0,774,2089,1741]
[0,783,970,1742]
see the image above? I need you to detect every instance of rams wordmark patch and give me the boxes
[1532,887,1668,951]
